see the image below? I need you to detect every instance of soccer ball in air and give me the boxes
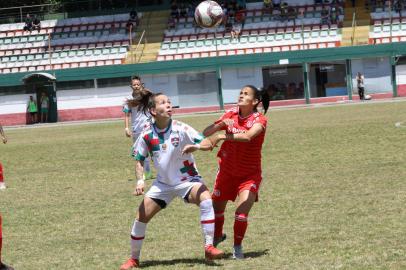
[194,1,224,28]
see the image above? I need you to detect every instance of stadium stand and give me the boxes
[0,13,136,74]
[157,0,344,61]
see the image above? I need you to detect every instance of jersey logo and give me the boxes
[180,160,198,176]
[171,137,180,147]
[161,143,167,151]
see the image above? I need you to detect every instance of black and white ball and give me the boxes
[194,1,224,28]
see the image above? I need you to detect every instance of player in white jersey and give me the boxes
[123,75,153,180]
[120,93,224,269]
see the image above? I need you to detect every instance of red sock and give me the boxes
[214,211,224,239]
[234,213,248,246]
[0,163,4,183]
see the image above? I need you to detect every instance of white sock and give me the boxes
[199,199,215,247]
[130,219,147,260]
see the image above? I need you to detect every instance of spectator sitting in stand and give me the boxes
[179,3,188,19]
[320,6,330,25]
[126,9,139,32]
[170,0,180,20]
[231,19,242,40]
[330,5,339,25]
[280,2,289,21]
[235,6,246,25]
[23,14,33,32]
[287,5,297,23]
[263,0,273,14]
[273,0,281,9]
[32,15,41,31]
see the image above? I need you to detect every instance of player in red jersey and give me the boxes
[0,125,13,270]
[185,85,269,259]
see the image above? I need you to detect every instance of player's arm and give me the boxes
[0,124,7,144]
[203,119,233,137]
[134,159,145,196]
[182,137,214,154]
[216,123,264,143]
[124,112,132,137]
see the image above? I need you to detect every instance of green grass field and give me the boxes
[1,101,406,270]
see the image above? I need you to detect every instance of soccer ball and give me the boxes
[194,1,224,28]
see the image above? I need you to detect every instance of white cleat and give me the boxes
[232,245,244,259]
[0,182,6,190]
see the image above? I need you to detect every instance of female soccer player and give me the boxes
[0,124,13,269]
[184,85,269,259]
[123,75,153,180]
[120,92,223,269]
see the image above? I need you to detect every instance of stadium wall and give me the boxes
[1,43,406,126]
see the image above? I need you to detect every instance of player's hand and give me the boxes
[209,134,224,147]
[220,119,234,129]
[133,181,145,196]
[125,128,132,137]
[182,144,199,155]
[2,137,6,144]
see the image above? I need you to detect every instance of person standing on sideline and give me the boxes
[0,124,14,269]
[123,75,153,180]
[185,85,269,260]
[356,72,365,100]
[119,92,224,270]
[0,123,7,190]
[27,95,38,124]
[40,92,49,123]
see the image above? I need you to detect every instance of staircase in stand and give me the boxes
[341,0,371,46]
[125,10,169,64]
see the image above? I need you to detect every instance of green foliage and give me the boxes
[1,101,406,269]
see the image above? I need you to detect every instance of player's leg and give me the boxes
[233,189,257,259]
[187,183,224,260]
[120,197,162,270]
[0,215,14,270]
[0,163,5,190]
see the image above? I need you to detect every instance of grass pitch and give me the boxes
[1,101,406,269]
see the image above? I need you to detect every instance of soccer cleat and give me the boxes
[0,262,14,270]
[232,245,244,259]
[144,171,153,180]
[205,244,224,260]
[0,182,6,190]
[213,233,226,247]
[119,258,139,269]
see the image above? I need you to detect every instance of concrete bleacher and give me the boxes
[0,13,135,74]
[157,0,344,61]
[369,8,406,44]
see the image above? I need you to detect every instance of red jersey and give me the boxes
[214,107,267,176]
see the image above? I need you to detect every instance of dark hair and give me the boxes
[131,75,141,81]
[244,85,270,114]
[126,90,165,115]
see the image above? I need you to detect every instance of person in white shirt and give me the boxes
[120,92,224,269]
[123,75,153,180]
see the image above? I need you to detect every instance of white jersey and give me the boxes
[133,120,204,186]
[123,95,151,135]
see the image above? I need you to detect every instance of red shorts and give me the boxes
[211,169,262,202]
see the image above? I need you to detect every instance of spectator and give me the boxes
[170,0,180,20]
[231,21,242,40]
[330,5,339,24]
[126,9,139,32]
[320,6,330,25]
[235,6,246,25]
[179,3,188,18]
[280,2,289,21]
[263,0,273,14]
[32,15,41,31]
[287,5,297,22]
[27,95,38,124]
[273,0,281,9]
[40,92,49,123]
[23,14,33,32]
[356,72,365,100]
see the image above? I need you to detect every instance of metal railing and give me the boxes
[351,11,356,46]
[133,29,146,63]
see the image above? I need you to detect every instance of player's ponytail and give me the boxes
[126,88,153,114]
[260,88,270,114]
[245,85,270,114]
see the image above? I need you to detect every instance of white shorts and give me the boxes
[145,177,205,208]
